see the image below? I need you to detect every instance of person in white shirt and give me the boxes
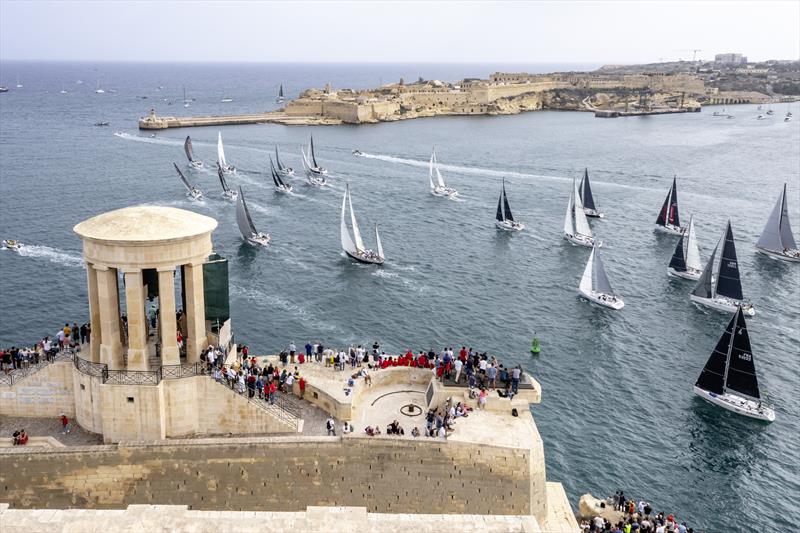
[437,425,446,439]
[342,421,353,434]
[285,373,294,393]
[454,359,463,383]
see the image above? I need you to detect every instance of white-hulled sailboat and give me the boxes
[236,187,270,246]
[694,308,774,422]
[341,184,384,265]
[564,179,601,247]
[217,132,235,173]
[579,168,604,218]
[754,183,799,262]
[578,244,623,309]
[269,157,292,193]
[301,135,328,177]
[274,146,294,177]
[276,84,284,103]
[655,176,683,235]
[668,215,703,280]
[691,220,755,316]
[428,147,458,198]
[173,163,203,200]
[495,179,524,231]
[184,136,203,169]
[217,164,238,201]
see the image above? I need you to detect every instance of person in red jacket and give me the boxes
[60,414,71,434]
[298,377,306,399]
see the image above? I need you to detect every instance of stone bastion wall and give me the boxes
[0,436,534,516]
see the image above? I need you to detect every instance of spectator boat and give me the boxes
[668,215,703,280]
[428,147,458,198]
[269,157,292,193]
[755,183,799,262]
[274,145,294,177]
[564,179,601,247]
[694,308,774,422]
[184,135,203,169]
[495,178,524,231]
[236,187,270,246]
[578,244,624,310]
[217,132,235,173]
[341,183,384,265]
[579,168,604,218]
[655,176,684,235]
[217,164,238,201]
[691,220,755,316]
[173,163,203,200]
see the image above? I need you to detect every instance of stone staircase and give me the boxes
[209,378,303,433]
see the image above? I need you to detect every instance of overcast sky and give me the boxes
[1,0,798,64]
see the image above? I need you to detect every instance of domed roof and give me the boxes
[74,205,217,244]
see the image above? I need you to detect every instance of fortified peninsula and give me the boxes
[139,58,800,129]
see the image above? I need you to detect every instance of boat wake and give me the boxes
[371,269,399,279]
[230,286,339,333]
[113,131,184,147]
[13,245,84,268]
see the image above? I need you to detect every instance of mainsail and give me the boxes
[573,180,592,237]
[173,162,193,192]
[592,245,615,295]
[340,185,359,255]
[580,168,597,211]
[656,177,680,227]
[375,225,384,260]
[502,181,514,222]
[669,233,687,272]
[275,146,285,171]
[564,187,576,235]
[235,187,258,239]
[217,132,228,169]
[685,216,702,271]
[695,310,733,394]
[269,157,285,188]
[579,246,594,292]
[757,183,797,251]
[692,241,719,298]
[715,221,744,301]
[348,187,365,250]
[278,84,284,98]
[184,136,196,163]
[430,148,446,188]
[217,164,232,193]
[724,309,760,399]
[309,136,320,168]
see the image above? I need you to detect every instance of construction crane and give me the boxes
[692,49,702,61]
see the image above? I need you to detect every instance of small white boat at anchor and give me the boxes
[428,147,458,198]
[236,187,270,246]
[668,215,703,280]
[173,163,203,200]
[217,164,238,201]
[578,244,623,310]
[579,168,604,218]
[341,183,384,265]
[564,179,601,247]
[184,136,203,169]
[694,307,774,422]
[217,132,235,173]
[754,183,799,262]
[655,176,683,235]
[495,179,524,231]
[269,157,292,193]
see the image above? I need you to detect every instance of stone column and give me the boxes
[123,270,149,371]
[157,267,179,366]
[94,265,123,370]
[86,262,102,363]
[183,262,206,363]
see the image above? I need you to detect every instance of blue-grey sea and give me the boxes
[1,62,798,532]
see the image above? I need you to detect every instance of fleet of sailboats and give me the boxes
[269,157,292,193]
[668,215,703,280]
[655,176,683,235]
[235,187,270,246]
[428,147,458,198]
[217,164,238,201]
[173,163,203,200]
[755,183,799,262]
[690,221,755,316]
[341,183,384,265]
[495,179,524,231]
[694,307,774,421]
[579,168,604,218]
[578,244,624,309]
[217,132,235,172]
[184,136,203,169]
[564,179,601,247]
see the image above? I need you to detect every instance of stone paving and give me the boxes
[0,416,103,446]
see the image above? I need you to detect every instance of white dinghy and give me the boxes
[564,179,601,247]
[217,132,235,173]
[668,215,703,280]
[578,244,624,310]
[428,147,458,198]
[341,183,384,265]
[495,179,524,231]
[694,308,774,422]
[755,183,799,262]
[655,176,683,235]
[690,220,755,316]
[236,187,270,246]
[579,168,604,218]
[173,163,203,200]
[269,157,292,193]
[184,136,203,169]
[217,164,238,201]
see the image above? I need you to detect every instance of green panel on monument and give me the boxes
[203,253,230,324]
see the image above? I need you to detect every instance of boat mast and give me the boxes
[721,309,740,395]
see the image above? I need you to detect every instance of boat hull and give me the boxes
[306,176,327,187]
[187,191,204,201]
[345,250,384,265]
[279,169,295,177]
[189,161,204,169]
[667,267,702,281]
[693,386,775,422]
[495,220,524,232]
[754,246,800,263]
[223,191,238,201]
[431,187,458,199]
[583,208,605,219]
[275,185,292,194]
[2,240,22,251]
[564,232,601,248]
[579,288,624,310]
[655,223,683,236]
[690,294,755,316]
[245,233,270,247]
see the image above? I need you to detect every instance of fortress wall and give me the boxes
[284,99,324,117]
[0,361,75,418]
[0,437,535,516]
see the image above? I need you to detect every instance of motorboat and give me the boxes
[495,179,524,231]
[754,183,800,262]
[352,149,363,156]
[578,244,623,310]
[655,176,683,235]
[94,121,110,127]
[221,97,233,103]
[2,239,23,251]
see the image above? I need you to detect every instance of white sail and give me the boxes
[375,225,384,260]
[348,187,365,251]
[428,152,436,190]
[217,132,228,169]
[340,186,358,255]
[432,148,446,188]
[592,246,615,295]
[685,216,702,271]
[573,180,592,237]
[564,187,575,235]
[301,146,313,172]
[580,247,594,291]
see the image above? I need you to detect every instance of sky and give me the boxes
[0,0,798,64]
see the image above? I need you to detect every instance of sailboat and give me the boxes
[15,75,23,88]
[655,176,683,235]
[755,183,799,262]
[579,168,604,218]
[428,147,458,198]
[217,164,238,201]
[495,179,524,231]
[691,220,755,316]
[269,157,292,193]
[217,132,235,172]
[184,136,203,169]
[183,87,190,108]
[301,135,328,186]
[276,84,284,103]
[274,146,294,176]
[341,183,384,265]
[564,179,601,247]
[94,78,104,94]
[578,244,623,309]
[236,187,270,246]
[668,215,703,280]
[694,308,774,422]
[173,163,203,200]
[765,105,774,116]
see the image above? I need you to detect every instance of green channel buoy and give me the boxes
[530,336,541,355]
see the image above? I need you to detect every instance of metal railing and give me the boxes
[0,351,75,386]
[212,377,301,431]
[105,368,161,385]
[162,362,205,380]
[73,353,108,380]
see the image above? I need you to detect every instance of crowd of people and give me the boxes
[1,322,87,375]
[581,492,699,533]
